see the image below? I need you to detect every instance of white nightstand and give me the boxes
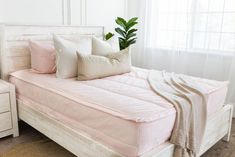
[0,80,19,138]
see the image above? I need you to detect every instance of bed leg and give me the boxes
[222,130,231,142]
[222,104,233,142]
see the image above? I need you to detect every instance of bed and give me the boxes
[0,24,233,157]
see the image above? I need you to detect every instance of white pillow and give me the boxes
[53,35,91,78]
[77,48,131,81]
[92,36,119,56]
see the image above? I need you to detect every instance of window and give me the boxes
[147,0,235,52]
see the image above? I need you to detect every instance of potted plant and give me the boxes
[105,17,138,50]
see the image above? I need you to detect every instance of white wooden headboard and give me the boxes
[0,24,104,80]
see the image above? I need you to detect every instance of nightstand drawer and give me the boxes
[0,112,12,132]
[0,93,10,113]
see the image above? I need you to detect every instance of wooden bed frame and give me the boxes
[0,24,233,157]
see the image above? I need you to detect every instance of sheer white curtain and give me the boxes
[131,0,235,105]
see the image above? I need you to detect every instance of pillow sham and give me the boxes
[53,35,91,78]
[77,48,131,81]
[92,36,119,56]
[28,40,56,74]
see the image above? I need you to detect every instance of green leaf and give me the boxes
[127,17,138,25]
[126,33,136,40]
[125,29,137,40]
[127,29,138,34]
[115,17,127,29]
[105,32,114,40]
[127,38,137,46]
[119,37,129,50]
[119,38,126,50]
[120,46,125,50]
[115,28,126,37]
[126,22,138,31]
[129,40,136,45]
[119,37,126,43]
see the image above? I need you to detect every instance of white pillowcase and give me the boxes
[53,35,91,78]
[92,36,120,56]
[77,48,131,81]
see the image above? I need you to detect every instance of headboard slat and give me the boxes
[0,24,104,80]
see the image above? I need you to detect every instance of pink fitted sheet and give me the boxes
[9,67,228,157]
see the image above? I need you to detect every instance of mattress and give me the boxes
[9,67,228,157]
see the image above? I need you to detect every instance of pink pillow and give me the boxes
[29,40,56,74]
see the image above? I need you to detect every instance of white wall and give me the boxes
[126,0,140,19]
[85,0,127,32]
[0,0,127,33]
[0,0,64,25]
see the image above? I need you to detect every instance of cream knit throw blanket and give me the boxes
[148,70,207,157]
